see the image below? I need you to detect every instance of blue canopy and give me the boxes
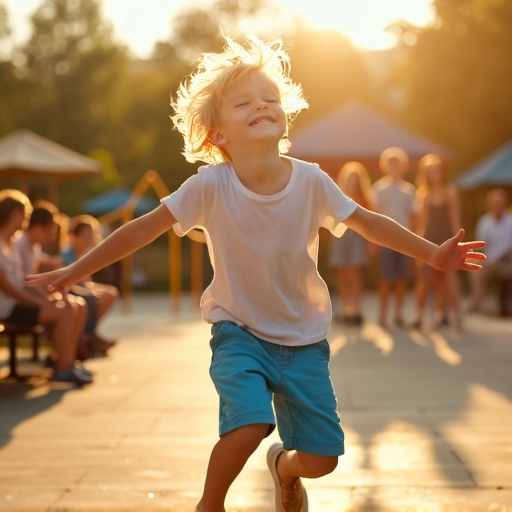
[81,188,159,216]
[455,140,512,190]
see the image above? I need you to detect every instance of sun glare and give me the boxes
[276,0,434,50]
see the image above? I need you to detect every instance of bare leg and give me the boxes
[413,265,428,323]
[433,270,446,322]
[394,279,408,322]
[277,449,338,483]
[337,268,353,316]
[38,300,83,371]
[86,282,119,321]
[345,265,364,318]
[378,280,391,324]
[196,423,268,512]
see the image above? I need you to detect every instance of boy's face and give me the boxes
[34,221,58,245]
[385,157,408,179]
[71,225,95,254]
[210,69,287,153]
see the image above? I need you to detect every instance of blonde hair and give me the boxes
[171,35,308,165]
[378,146,409,172]
[416,153,444,197]
[336,162,372,209]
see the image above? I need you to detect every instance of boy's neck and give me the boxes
[230,149,291,195]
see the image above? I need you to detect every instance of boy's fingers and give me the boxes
[465,252,486,261]
[462,262,484,271]
[458,240,486,249]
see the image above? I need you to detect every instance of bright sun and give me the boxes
[276,0,434,50]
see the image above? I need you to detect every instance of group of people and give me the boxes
[23,35,486,512]
[0,190,118,385]
[328,147,512,330]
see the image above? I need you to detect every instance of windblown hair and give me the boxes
[416,153,444,197]
[336,162,373,210]
[171,35,308,165]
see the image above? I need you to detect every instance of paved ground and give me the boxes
[0,292,511,512]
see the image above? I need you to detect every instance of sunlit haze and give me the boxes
[7,0,434,57]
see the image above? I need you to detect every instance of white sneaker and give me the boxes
[267,442,308,512]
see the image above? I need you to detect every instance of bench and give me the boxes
[0,322,46,380]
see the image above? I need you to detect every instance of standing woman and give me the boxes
[328,162,373,324]
[412,154,462,329]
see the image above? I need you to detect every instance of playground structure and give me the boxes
[97,169,205,313]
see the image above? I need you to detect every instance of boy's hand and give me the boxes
[26,267,74,292]
[431,229,486,272]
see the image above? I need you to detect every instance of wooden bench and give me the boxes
[0,322,46,380]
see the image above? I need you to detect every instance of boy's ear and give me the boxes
[208,128,228,146]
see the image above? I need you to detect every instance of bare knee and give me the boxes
[299,453,338,478]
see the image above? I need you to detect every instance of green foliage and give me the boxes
[396,0,512,174]
[0,0,510,224]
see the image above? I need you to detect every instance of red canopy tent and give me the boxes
[288,101,452,179]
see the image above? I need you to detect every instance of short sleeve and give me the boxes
[161,167,210,237]
[315,169,357,237]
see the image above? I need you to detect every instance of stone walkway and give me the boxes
[0,293,511,511]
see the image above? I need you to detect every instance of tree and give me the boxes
[395,0,512,173]
[284,24,381,130]
[17,0,129,152]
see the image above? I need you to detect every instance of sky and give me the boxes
[6,0,434,58]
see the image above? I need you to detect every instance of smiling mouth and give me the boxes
[250,117,273,126]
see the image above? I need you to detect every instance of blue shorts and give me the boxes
[209,321,345,456]
[379,247,411,281]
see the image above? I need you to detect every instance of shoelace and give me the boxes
[281,478,303,511]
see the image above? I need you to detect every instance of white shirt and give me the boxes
[372,176,416,229]
[13,233,40,277]
[475,211,512,264]
[162,157,356,346]
[0,238,25,319]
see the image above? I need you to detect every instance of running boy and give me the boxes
[27,36,485,512]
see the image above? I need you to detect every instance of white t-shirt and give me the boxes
[372,176,416,229]
[475,211,512,265]
[0,238,25,319]
[162,156,357,346]
[13,233,40,277]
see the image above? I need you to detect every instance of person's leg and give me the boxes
[378,280,390,324]
[394,279,407,324]
[196,423,269,512]
[378,248,395,325]
[412,263,427,326]
[67,295,88,346]
[445,271,462,326]
[269,339,344,510]
[276,449,338,483]
[203,322,277,511]
[37,300,82,371]
[86,282,119,321]
[350,265,364,320]
[394,253,412,325]
[337,267,353,318]
[468,265,490,311]
[432,270,448,325]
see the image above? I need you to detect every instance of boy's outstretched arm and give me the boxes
[344,206,486,272]
[26,205,177,290]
